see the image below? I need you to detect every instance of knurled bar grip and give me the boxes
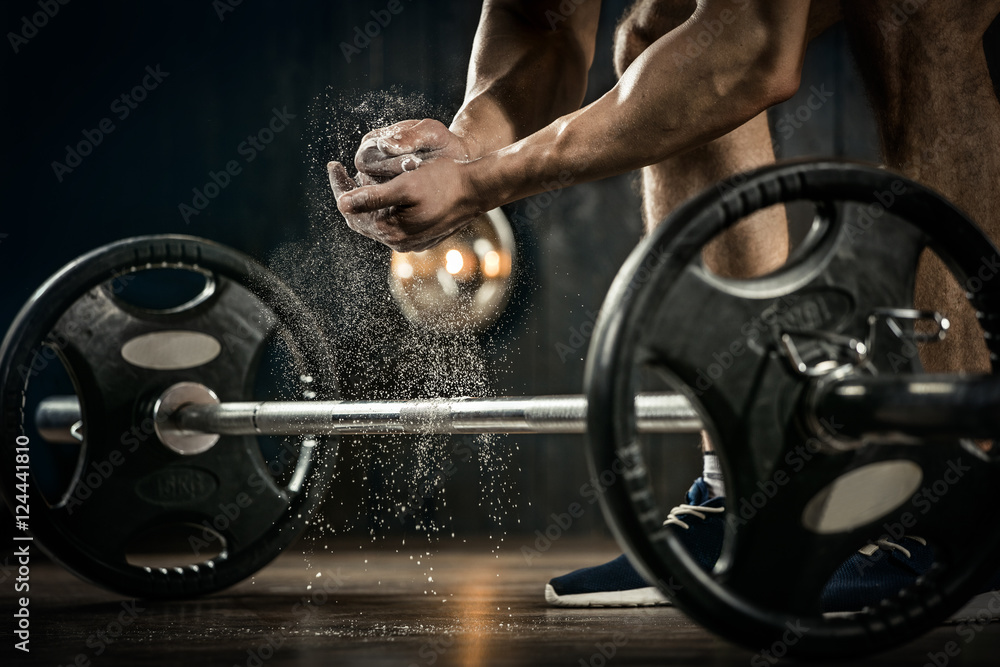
[173,393,704,435]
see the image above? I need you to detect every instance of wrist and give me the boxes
[464,152,505,215]
[448,124,488,162]
[449,99,518,162]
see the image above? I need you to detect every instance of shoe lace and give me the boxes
[858,535,927,559]
[664,503,725,530]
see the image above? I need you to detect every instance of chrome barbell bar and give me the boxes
[172,392,703,436]
[34,386,704,450]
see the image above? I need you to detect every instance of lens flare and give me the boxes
[445,249,464,275]
[482,251,501,278]
[394,261,414,279]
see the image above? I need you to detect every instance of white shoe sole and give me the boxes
[544,583,672,608]
[546,584,1000,620]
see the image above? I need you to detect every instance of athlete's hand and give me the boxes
[328,155,484,253]
[353,119,474,180]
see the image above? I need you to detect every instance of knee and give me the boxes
[613,0,696,78]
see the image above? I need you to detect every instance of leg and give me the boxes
[545,0,848,609]
[615,0,840,457]
[614,0,788,278]
[616,0,843,275]
[843,0,1000,372]
[615,0,783,459]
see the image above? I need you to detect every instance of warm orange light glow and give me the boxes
[387,209,515,332]
[394,260,414,279]
[482,251,501,278]
[445,249,464,275]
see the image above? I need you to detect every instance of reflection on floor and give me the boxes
[5,538,999,666]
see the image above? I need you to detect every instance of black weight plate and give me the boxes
[0,235,338,598]
[586,160,1000,657]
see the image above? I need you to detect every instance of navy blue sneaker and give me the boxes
[823,536,935,613]
[824,537,1000,621]
[544,478,724,607]
[545,479,1000,616]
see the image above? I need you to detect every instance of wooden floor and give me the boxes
[5,538,999,666]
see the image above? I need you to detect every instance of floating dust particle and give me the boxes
[259,85,520,576]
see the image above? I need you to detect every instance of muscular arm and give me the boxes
[467,0,810,204]
[330,0,600,248]
[450,0,603,159]
[336,0,811,251]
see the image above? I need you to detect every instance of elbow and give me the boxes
[753,39,804,108]
[761,61,802,107]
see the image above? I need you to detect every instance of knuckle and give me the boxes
[356,147,378,170]
[354,190,372,209]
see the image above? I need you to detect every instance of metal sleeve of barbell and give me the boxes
[811,374,1000,441]
[173,393,703,436]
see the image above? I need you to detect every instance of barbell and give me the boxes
[3,160,1000,659]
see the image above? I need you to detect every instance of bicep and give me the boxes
[695,0,812,66]
[654,0,810,100]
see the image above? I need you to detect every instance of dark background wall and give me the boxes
[1,1,996,551]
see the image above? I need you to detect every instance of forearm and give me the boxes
[468,0,809,208]
[450,0,600,159]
